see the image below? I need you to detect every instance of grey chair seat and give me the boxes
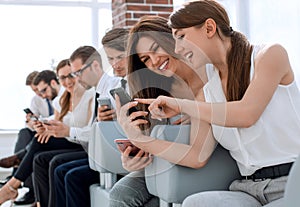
[145,124,241,204]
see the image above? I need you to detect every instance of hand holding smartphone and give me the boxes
[24,108,38,121]
[110,87,145,120]
[97,97,112,112]
[38,117,51,125]
[23,108,33,114]
[114,138,140,156]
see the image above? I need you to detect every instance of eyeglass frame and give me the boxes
[71,61,93,77]
[57,72,75,81]
[39,84,49,95]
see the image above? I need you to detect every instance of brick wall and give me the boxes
[112,0,174,28]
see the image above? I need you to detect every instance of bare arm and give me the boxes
[144,44,293,128]
[117,92,216,169]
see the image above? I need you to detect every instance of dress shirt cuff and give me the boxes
[69,127,78,142]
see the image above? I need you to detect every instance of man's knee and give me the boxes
[33,153,50,168]
[54,165,65,181]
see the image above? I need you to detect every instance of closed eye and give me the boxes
[176,34,185,40]
[140,56,150,63]
[152,43,159,52]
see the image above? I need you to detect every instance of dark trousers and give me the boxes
[33,150,87,207]
[13,128,36,192]
[54,158,100,207]
[14,137,82,183]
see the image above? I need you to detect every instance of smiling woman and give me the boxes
[0,1,112,130]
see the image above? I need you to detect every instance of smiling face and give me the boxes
[172,26,210,70]
[135,36,178,77]
[57,64,77,93]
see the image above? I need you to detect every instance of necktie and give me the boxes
[46,99,53,116]
[121,78,127,90]
[94,92,100,118]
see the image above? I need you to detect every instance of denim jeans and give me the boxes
[109,171,159,207]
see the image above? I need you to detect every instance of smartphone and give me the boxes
[38,117,51,125]
[97,97,112,112]
[114,138,140,156]
[109,87,132,106]
[110,87,145,119]
[23,108,33,114]
[30,116,38,121]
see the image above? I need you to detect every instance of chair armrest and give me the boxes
[145,125,241,204]
[284,154,300,207]
[88,121,128,175]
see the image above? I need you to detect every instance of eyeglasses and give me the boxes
[39,85,49,94]
[71,62,92,77]
[57,73,74,81]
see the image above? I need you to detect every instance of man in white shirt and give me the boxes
[48,46,121,142]
[0,70,57,206]
[45,44,125,207]
[33,70,65,111]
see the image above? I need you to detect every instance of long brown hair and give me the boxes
[127,16,178,131]
[127,15,176,100]
[169,0,253,101]
[56,59,71,121]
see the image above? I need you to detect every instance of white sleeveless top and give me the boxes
[203,45,300,176]
[53,88,94,128]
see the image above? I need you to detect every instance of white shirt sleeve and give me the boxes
[68,125,92,143]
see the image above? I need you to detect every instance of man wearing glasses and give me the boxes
[34,70,65,103]
[0,70,57,206]
[47,45,121,146]
[37,45,121,207]
[37,29,130,207]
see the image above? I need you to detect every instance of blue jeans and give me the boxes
[109,171,159,207]
[54,158,99,207]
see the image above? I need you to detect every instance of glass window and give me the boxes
[221,0,300,86]
[248,0,300,85]
[0,3,110,129]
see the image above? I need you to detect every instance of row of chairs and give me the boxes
[88,121,299,207]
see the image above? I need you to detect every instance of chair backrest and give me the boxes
[145,125,241,204]
[284,154,300,207]
[88,121,128,174]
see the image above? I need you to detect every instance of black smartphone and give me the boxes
[109,87,144,119]
[23,108,33,114]
[109,87,132,106]
[97,97,112,112]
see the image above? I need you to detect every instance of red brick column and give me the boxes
[112,0,174,28]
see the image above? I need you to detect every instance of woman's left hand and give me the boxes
[115,95,148,142]
[35,126,54,144]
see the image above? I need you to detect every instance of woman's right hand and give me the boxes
[33,121,45,134]
[136,96,182,120]
[120,146,153,172]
